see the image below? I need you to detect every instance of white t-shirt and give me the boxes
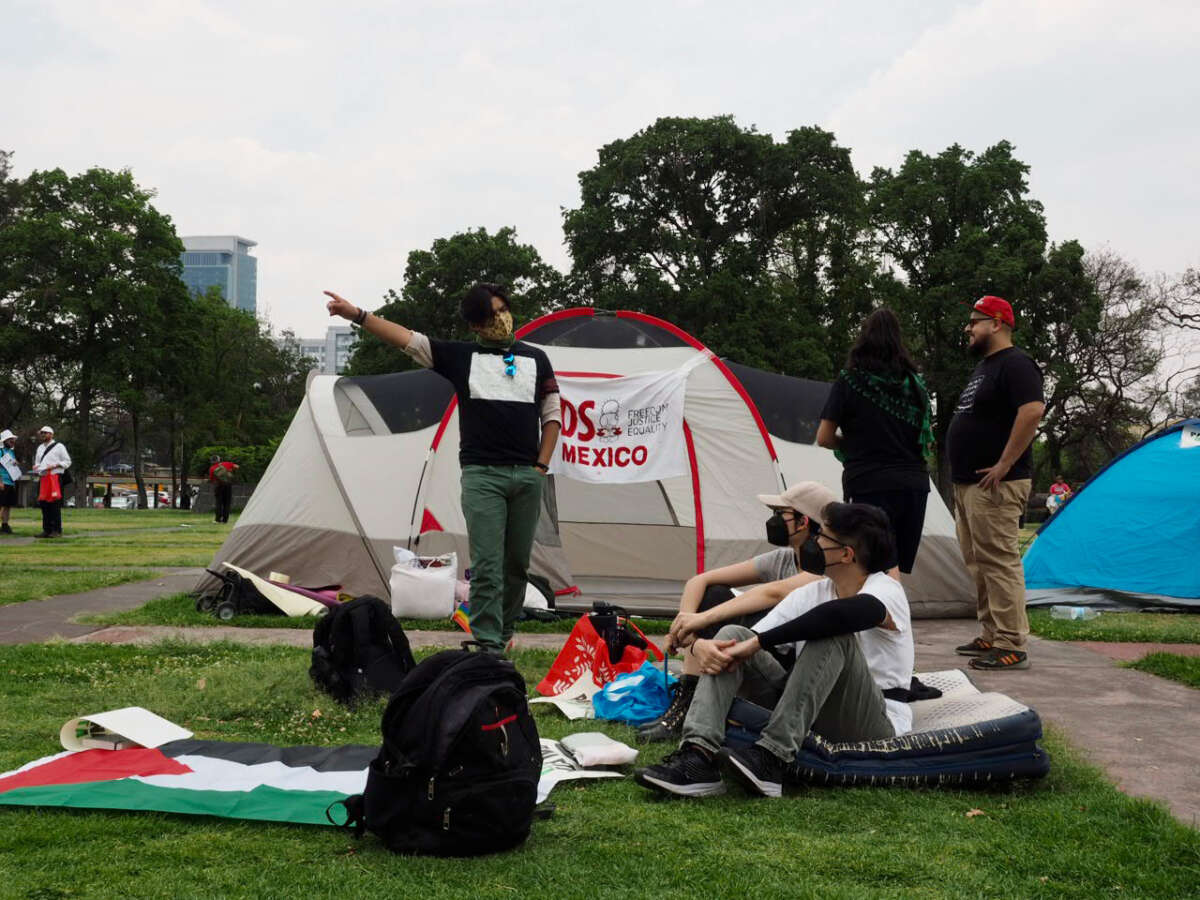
[752,571,915,736]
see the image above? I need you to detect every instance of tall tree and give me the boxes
[869,142,1073,496]
[563,117,876,377]
[0,167,187,502]
[347,226,563,376]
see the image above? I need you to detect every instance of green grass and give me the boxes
[1029,609,1200,644]
[0,642,1196,899]
[0,566,163,607]
[82,591,676,635]
[1126,652,1200,689]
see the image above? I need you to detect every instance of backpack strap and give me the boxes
[326,794,365,835]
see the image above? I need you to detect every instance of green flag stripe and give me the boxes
[0,780,351,826]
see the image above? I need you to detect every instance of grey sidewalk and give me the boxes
[0,574,1196,826]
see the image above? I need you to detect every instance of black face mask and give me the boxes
[765,513,791,547]
[798,535,826,575]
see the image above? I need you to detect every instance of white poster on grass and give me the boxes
[550,370,688,484]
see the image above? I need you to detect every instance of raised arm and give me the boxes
[324,290,413,350]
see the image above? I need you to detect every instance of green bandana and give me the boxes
[838,368,935,461]
[475,335,515,350]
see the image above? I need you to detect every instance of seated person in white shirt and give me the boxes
[635,502,913,799]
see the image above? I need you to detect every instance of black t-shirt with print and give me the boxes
[820,374,931,495]
[429,339,558,467]
[947,347,1044,483]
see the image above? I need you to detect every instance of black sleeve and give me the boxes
[1004,353,1044,407]
[756,594,887,649]
[819,376,847,423]
[535,348,559,399]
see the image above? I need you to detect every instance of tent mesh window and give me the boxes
[723,362,830,445]
[347,370,454,434]
[522,314,691,349]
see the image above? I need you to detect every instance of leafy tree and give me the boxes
[347,226,563,376]
[0,167,187,502]
[869,142,1075,496]
[563,117,877,376]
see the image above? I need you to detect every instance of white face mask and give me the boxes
[476,309,514,341]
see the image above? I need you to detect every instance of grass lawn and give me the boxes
[1126,652,1200,689]
[1029,609,1200,644]
[0,642,1197,899]
[85,591,675,635]
[0,566,162,607]
[0,508,231,605]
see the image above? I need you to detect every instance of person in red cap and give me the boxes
[946,296,1044,669]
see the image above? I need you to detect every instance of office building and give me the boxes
[290,325,359,375]
[180,235,258,314]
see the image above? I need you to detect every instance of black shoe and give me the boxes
[968,647,1030,670]
[34,532,52,539]
[637,675,697,744]
[634,744,725,797]
[955,637,993,657]
[720,744,785,798]
[0,523,12,534]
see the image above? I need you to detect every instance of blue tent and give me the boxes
[1023,419,1200,606]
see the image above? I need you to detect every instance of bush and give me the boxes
[190,439,281,483]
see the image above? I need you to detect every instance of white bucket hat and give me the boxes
[0,429,15,443]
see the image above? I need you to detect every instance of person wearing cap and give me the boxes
[638,482,839,742]
[32,426,71,538]
[635,502,913,799]
[1,429,20,535]
[947,296,1045,670]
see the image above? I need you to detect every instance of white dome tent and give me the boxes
[199,309,972,618]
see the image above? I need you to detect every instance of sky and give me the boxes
[4,0,1199,341]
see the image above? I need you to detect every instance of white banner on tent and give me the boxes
[550,370,688,484]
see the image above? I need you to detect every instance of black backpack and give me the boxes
[309,596,415,706]
[334,647,541,856]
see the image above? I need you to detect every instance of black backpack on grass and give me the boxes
[309,595,415,706]
[334,646,541,856]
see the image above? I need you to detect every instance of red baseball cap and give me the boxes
[969,295,1014,327]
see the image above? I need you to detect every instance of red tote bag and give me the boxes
[536,608,663,696]
[38,472,62,503]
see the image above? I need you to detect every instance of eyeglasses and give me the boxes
[817,532,851,552]
[502,351,516,378]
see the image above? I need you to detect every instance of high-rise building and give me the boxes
[288,325,359,374]
[180,235,258,314]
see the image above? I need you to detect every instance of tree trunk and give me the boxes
[75,353,94,509]
[178,427,191,510]
[132,409,146,509]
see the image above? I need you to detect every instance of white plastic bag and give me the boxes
[560,732,638,767]
[389,552,457,618]
[392,546,417,567]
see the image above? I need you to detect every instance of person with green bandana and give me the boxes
[816,307,933,576]
[324,284,561,654]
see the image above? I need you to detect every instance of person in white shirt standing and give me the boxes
[0,429,20,534]
[636,501,913,799]
[32,425,71,538]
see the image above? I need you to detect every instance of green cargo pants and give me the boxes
[460,465,545,652]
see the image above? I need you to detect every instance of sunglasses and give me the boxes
[502,351,516,378]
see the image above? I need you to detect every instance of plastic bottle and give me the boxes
[1050,605,1099,621]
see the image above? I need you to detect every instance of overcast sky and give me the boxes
[5,0,1198,340]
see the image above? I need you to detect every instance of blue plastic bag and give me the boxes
[592,661,678,726]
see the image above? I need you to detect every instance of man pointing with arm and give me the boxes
[325,284,561,655]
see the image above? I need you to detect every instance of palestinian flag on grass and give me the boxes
[0,740,375,826]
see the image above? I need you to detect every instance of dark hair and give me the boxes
[821,502,897,574]
[460,282,510,325]
[846,307,919,375]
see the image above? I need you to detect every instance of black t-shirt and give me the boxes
[947,346,1043,483]
[820,373,931,495]
[430,339,558,467]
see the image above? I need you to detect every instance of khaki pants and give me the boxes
[953,480,1031,651]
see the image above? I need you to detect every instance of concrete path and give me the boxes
[0,574,1197,826]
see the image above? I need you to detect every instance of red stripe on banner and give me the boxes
[682,419,704,573]
[420,509,443,533]
[0,748,191,794]
[481,714,518,731]
[615,310,778,461]
[430,395,459,451]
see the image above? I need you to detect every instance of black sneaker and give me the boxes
[0,523,12,534]
[955,637,993,657]
[634,744,725,797]
[968,647,1030,670]
[636,676,697,744]
[720,744,785,798]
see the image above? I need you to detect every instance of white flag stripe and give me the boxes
[135,755,366,795]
